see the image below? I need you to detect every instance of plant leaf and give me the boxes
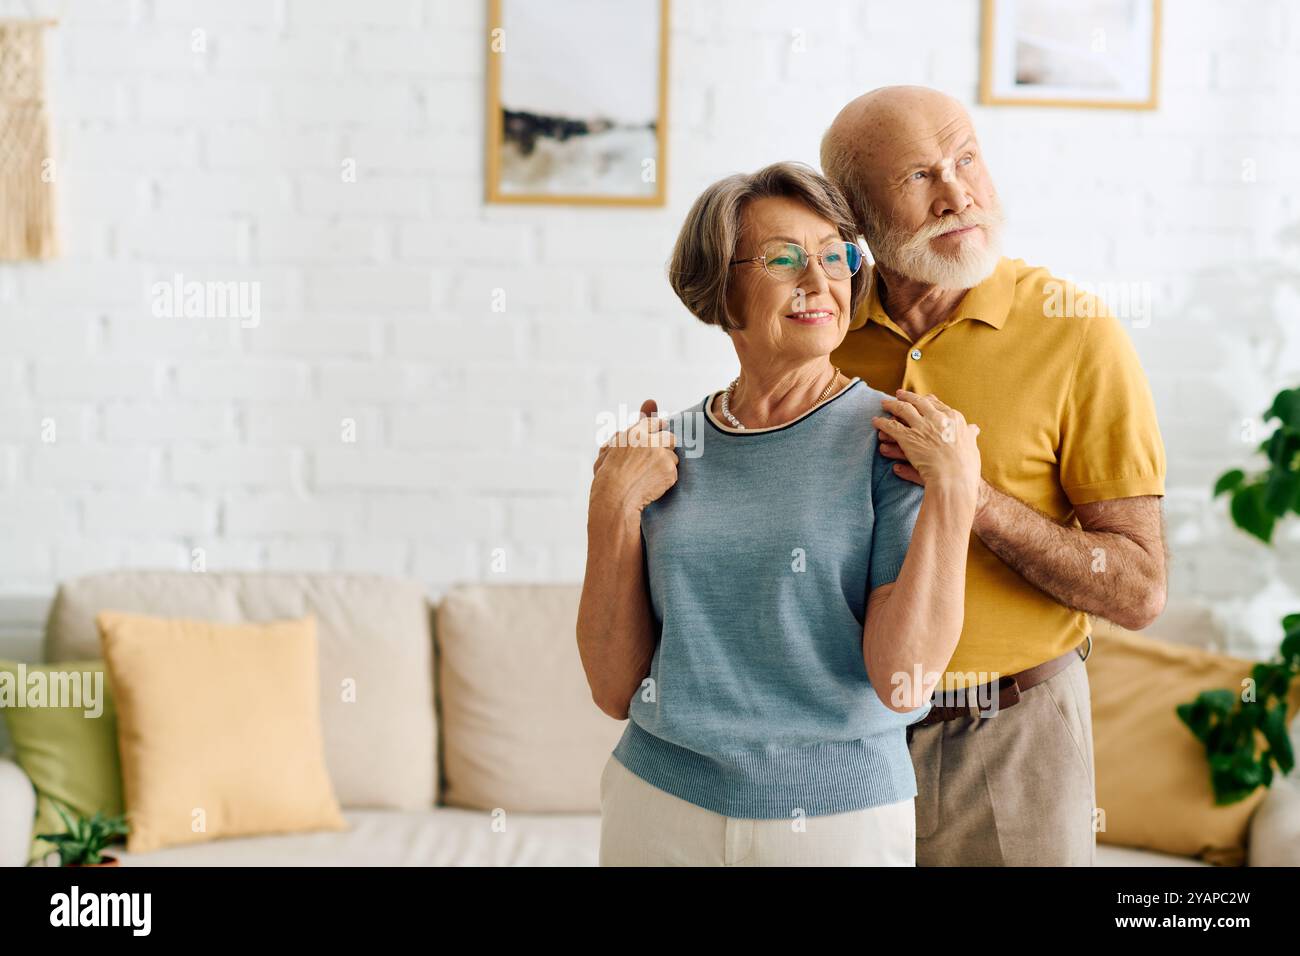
[1230,483,1276,542]
[50,800,76,836]
[1266,388,1300,428]
[1265,464,1299,514]
[1281,628,1300,667]
[1214,468,1246,497]
[1263,701,1295,775]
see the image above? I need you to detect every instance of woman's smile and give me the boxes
[784,309,837,325]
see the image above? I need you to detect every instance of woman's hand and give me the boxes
[872,390,981,500]
[590,409,679,517]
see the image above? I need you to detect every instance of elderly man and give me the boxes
[816,85,1167,865]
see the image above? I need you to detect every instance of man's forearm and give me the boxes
[972,480,1164,630]
[576,498,656,720]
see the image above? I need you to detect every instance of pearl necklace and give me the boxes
[719,366,842,430]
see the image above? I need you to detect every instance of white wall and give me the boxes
[1,0,1299,655]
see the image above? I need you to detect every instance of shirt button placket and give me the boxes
[902,345,925,392]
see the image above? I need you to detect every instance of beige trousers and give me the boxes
[908,652,1097,866]
[598,753,916,866]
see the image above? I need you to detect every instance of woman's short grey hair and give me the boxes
[667,161,867,332]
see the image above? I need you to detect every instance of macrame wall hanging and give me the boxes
[0,17,57,260]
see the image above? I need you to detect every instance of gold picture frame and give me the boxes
[980,0,1161,110]
[485,0,670,206]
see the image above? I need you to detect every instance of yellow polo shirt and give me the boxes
[831,257,1165,688]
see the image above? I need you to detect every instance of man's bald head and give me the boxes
[820,85,1003,290]
[824,86,972,176]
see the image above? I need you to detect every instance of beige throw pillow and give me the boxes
[435,585,625,812]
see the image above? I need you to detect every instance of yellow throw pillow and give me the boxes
[97,611,347,854]
[1088,621,1300,866]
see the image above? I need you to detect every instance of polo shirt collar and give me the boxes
[849,256,1016,334]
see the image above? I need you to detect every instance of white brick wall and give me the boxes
[1,0,1299,654]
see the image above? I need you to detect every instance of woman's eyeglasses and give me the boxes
[730,240,865,281]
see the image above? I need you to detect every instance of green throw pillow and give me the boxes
[0,660,123,863]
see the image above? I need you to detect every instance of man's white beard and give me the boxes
[865,198,1005,290]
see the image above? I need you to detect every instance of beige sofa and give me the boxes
[0,572,613,867]
[0,570,1295,866]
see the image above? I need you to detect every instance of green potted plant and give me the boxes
[1213,386,1300,544]
[1189,386,1300,804]
[36,801,129,867]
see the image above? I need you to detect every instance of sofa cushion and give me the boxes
[45,572,436,810]
[0,659,123,862]
[0,757,37,868]
[98,611,347,854]
[435,584,625,813]
[1247,771,1300,867]
[1094,843,1210,867]
[97,808,600,866]
[1087,620,1300,866]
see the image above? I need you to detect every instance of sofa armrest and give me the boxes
[0,756,35,867]
[1249,772,1300,866]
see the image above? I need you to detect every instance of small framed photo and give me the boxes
[980,0,1161,110]
[485,0,670,206]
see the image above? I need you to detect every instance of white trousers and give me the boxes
[598,754,916,866]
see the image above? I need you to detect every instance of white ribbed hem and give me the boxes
[611,720,917,820]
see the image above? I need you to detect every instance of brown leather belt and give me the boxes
[913,636,1092,726]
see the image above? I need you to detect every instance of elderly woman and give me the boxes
[578,162,981,867]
